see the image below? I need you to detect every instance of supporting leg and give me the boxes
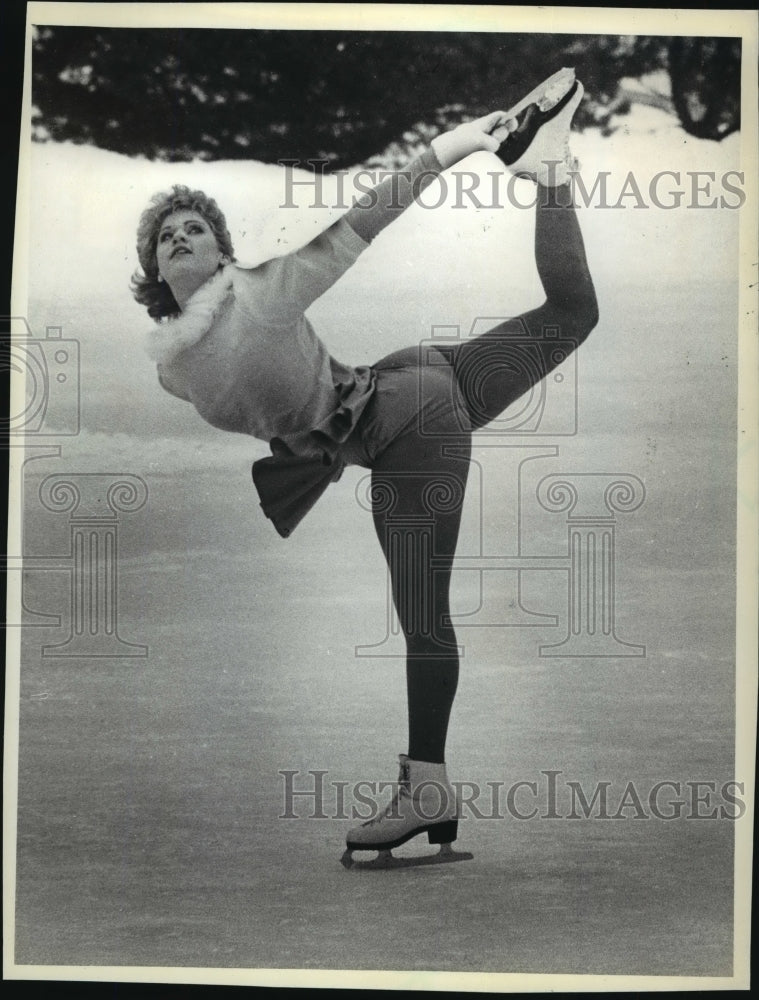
[370,420,471,763]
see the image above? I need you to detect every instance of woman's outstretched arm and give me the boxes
[344,111,514,244]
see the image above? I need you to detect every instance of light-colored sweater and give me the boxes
[146,216,374,463]
[144,147,444,535]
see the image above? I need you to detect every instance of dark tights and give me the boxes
[370,184,598,763]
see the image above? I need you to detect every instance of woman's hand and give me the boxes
[430,111,517,169]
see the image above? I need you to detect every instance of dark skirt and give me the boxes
[252,346,469,538]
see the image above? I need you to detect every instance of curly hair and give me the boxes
[131,184,236,320]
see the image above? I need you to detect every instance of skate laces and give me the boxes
[362,780,411,827]
[360,758,412,828]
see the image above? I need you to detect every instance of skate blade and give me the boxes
[341,844,474,871]
[504,67,576,120]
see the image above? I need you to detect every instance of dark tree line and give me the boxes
[31,28,741,167]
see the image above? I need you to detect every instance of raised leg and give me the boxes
[450,183,599,430]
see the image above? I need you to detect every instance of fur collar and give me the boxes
[144,265,235,365]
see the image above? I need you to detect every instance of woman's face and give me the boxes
[155,210,224,293]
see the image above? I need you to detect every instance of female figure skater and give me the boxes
[135,69,598,867]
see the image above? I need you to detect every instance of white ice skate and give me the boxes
[496,67,584,186]
[341,754,473,870]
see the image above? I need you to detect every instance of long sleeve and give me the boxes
[236,147,444,325]
[343,147,444,245]
[250,215,369,325]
